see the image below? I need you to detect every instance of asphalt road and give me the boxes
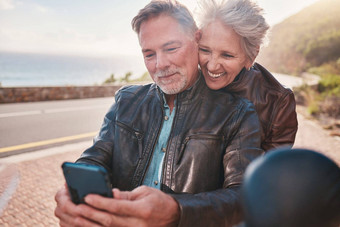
[0,73,312,158]
[272,73,304,89]
[0,97,114,157]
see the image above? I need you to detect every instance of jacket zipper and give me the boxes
[159,95,179,190]
[116,121,143,159]
[139,90,166,185]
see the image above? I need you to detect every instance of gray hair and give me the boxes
[131,0,198,38]
[198,0,270,61]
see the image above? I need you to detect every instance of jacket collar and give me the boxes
[225,64,263,91]
[225,67,248,90]
[177,71,204,102]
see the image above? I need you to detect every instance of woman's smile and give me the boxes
[207,71,226,78]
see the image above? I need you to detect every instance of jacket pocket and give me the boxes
[113,121,144,190]
[174,134,226,193]
[176,134,225,165]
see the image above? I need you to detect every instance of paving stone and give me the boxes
[0,149,82,226]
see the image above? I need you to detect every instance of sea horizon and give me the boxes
[0,51,147,87]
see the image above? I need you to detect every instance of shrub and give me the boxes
[319,96,340,117]
[295,73,340,117]
[294,84,321,115]
[318,74,340,96]
[103,74,117,84]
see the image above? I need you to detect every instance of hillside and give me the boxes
[257,0,340,75]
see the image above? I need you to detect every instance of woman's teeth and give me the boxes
[208,71,224,78]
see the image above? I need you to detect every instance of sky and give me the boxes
[0,0,320,58]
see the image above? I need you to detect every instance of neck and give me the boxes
[165,94,176,113]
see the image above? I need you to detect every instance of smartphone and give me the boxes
[62,162,113,204]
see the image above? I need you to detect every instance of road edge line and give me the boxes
[0,132,97,153]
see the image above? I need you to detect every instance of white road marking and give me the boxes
[0,104,108,118]
[0,170,19,216]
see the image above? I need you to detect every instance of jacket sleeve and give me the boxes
[263,90,298,151]
[172,101,264,227]
[75,90,122,175]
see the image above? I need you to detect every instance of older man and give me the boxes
[54,1,263,226]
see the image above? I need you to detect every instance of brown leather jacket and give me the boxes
[77,75,263,226]
[225,63,298,151]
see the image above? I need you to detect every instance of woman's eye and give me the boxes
[222,53,234,58]
[167,47,177,52]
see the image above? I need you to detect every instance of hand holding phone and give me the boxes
[62,162,113,204]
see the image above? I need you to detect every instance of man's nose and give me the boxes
[156,53,170,70]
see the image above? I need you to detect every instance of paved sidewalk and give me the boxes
[0,142,90,226]
[0,111,339,226]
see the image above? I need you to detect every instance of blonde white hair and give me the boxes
[198,0,270,62]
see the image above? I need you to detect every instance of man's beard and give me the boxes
[154,67,187,95]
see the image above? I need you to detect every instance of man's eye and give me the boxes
[199,48,209,53]
[144,53,154,58]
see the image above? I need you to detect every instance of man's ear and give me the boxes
[195,30,202,43]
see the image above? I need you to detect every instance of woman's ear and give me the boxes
[195,30,202,43]
[255,46,260,58]
[246,46,260,69]
[245,61,253,71]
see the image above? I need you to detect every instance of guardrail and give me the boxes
[0,85,122,103]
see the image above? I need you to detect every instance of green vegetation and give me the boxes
[309,59,340,97]
[299,60,340,117]
[304,31,340,66]
[257,0,340,117]
[102,71,152,85]
[258,0,340,75]
[318,74,340,97]
[103,74,117,84]
[294,67,340,117]
[132,72,152,82]
[120,72,132,83]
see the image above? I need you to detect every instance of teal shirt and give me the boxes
[143,96,176,189]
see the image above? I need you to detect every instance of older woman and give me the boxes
[197,0,298,151]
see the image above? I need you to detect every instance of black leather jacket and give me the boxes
[77,75,263,226]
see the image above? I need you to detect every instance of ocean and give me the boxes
[0,52,147,87]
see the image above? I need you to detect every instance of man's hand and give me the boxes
[54,185,104,227]
[54,185,180,227]
[82,186,180,227]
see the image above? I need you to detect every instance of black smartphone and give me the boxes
[61,162,113,204]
